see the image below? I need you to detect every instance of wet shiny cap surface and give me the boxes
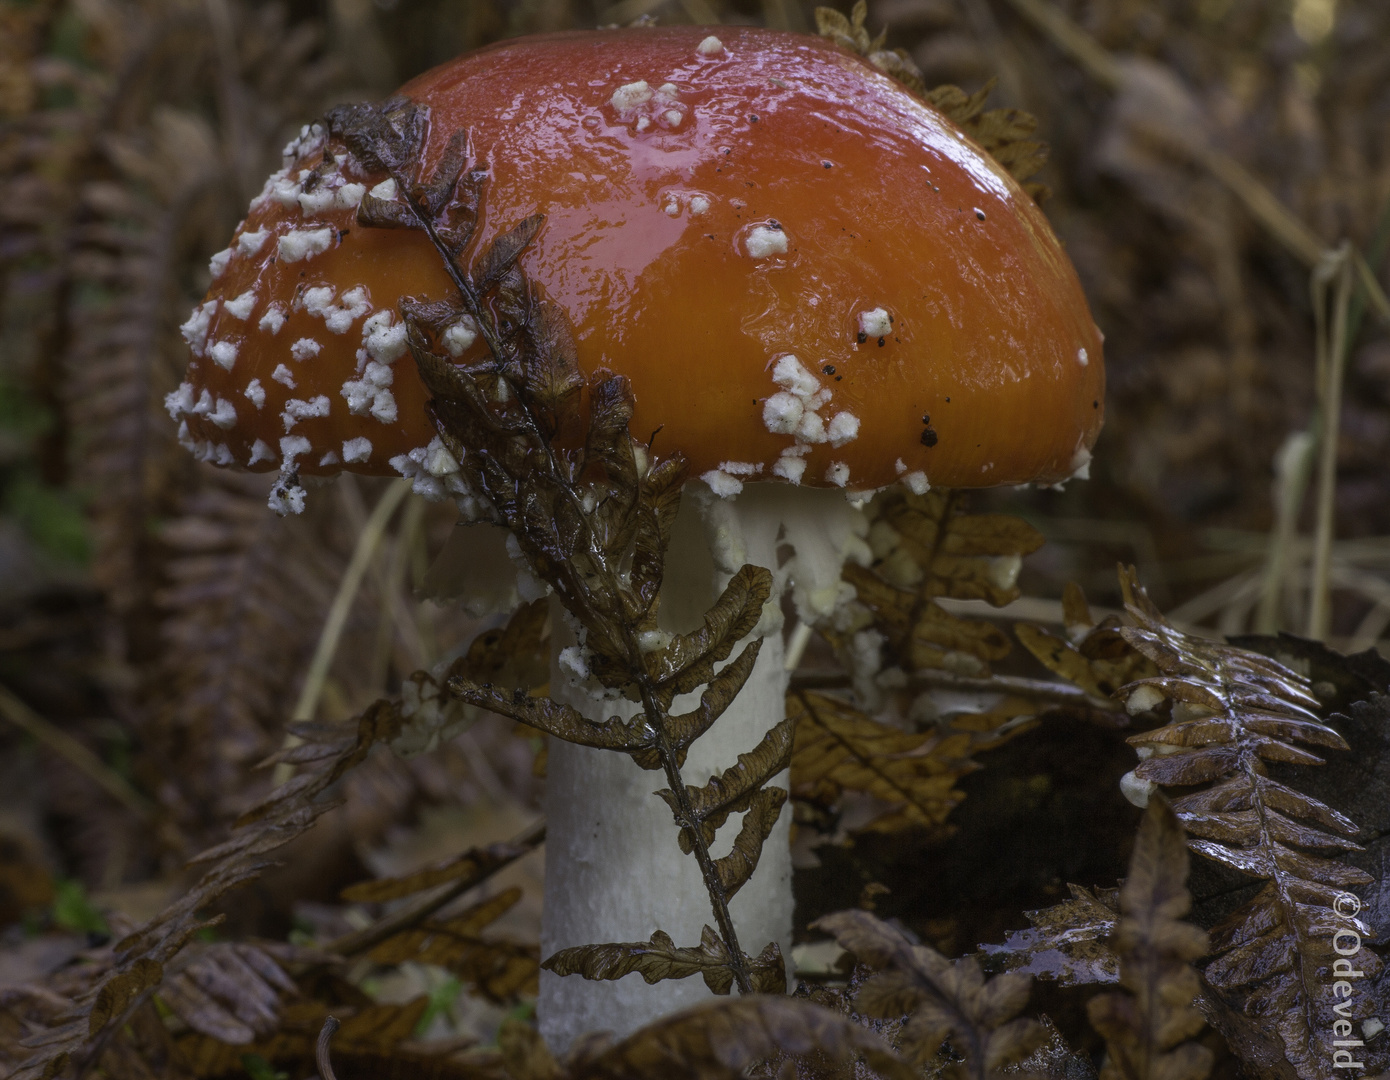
[171,25,1103,498]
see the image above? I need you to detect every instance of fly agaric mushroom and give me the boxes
[170,25,1102,1046]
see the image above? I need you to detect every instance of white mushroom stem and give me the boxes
[538,483,870,1048]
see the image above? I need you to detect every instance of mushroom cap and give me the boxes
[173,25,1103,493]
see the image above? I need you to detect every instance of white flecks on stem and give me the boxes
[272,364,296,388]
[342,436,372,463]
[277,227,334,263]
[244,378,266,409]
[208,340,239,371]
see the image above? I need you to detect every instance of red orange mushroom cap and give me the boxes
[170,25,1103,512]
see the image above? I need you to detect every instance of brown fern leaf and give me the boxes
[979,884,1121,988]
[815,5,1048,198]
[1113,565,1376,1078]
[1087,796,1212,1080]
[576,996,913,1080]
[1016,581,1157,699]
[924,81,1050,200]
[155,940,317,1046]
[787,690,975,831]
[543,926,783,997]
[176,997,487,1080]
[366,887,539,1002]
[327,94,787,997]
[828,489,1043,679]
[814,2,926,96]
[816,909,1046,1078]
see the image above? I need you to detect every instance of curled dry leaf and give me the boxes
[156,942,299,1045]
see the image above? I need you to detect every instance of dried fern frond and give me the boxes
[323,96,788,997]
[787,689,976,832]
[366,887,539,1002]
[816,909,1046,1078]
[1111,566,1377,1078]
[979,884,1121,988]
[814,2,926,96]
[176,997,475,1080]
[1016,581,1157,700]
[4,616,530,1080]
[495,996,913,1080]
[827,489,1043,683]
[814,3,1048,199]
[1086,796,1212,1080]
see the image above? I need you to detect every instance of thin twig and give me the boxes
[1254,431,1317,633]
[0,683,155,819]
[316,1016,341,1080]
[791,669,1119,713]
[1307,245,1354,639]
[273,480,411,785]
[294,479,412,724]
